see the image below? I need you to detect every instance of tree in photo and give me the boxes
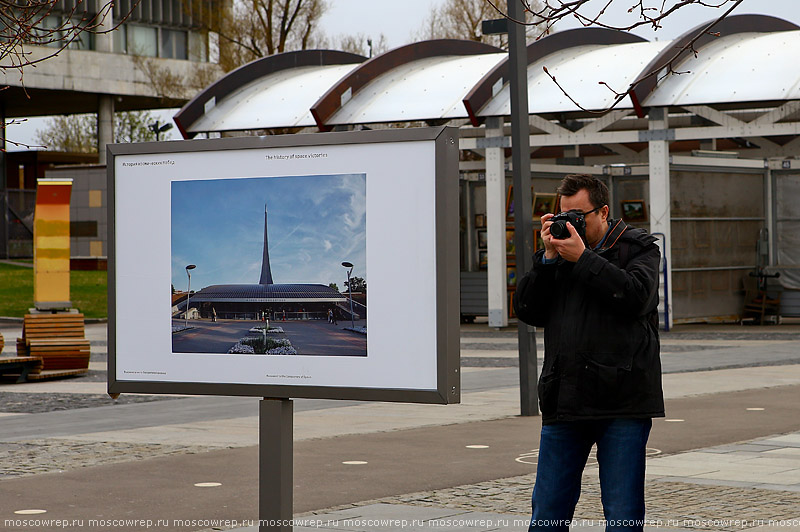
[34,110,159,153]
[344,276,366,294]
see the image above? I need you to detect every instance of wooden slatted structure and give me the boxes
[16,313,91,376]
[0,356,44,383]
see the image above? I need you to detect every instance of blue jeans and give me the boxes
[529,418,652,532]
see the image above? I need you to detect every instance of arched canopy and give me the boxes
[464,28,647,126]
[309,39,502,130]
[646,29,800,108]
[630,14,800,116]
[478,40,668,118]
[174,50,366,137]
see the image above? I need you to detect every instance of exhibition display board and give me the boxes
[108,127,460,404]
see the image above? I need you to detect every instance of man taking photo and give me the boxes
[514,174,665,532]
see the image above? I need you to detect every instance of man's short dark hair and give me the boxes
[556,174,609,210]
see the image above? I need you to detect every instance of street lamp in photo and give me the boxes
[185,264,196,329]
[341,261,355,330]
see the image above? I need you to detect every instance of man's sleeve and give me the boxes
[570,240,660,317]
[513,249,558,327]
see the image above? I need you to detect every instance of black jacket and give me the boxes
[513,220,665,424]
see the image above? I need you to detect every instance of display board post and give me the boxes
[260,398,293,532]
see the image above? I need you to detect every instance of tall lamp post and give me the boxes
[185,264,196,328]
[150,121,173,141]
[483,4,538,416]
[341,261,355,330]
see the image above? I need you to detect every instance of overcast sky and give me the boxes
[171,173,366,291]
[320,0,800,48]
[5,0,800,147]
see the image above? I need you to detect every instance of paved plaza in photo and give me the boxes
[172,319,367,356]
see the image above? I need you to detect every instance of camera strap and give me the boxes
[596,219,628,253]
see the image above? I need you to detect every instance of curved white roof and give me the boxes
[646,31,800,107]
[176,16,800,135]
[480,41,668,116]
[189,64,359,132]
[327,53,507,125]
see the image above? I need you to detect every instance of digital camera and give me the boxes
[550,210,586,240]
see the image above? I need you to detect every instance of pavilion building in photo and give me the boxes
[179,204,359,321]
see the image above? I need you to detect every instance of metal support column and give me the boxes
[485,117,508,327]
[508,0,538,416]
[464,179,475,271]
[260,398,293,532]
[98,95,115,165]
[765,167,776,266]
[648,107,673,329]
[1,101,7,259]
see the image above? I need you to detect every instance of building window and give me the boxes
[31,15,64,48]
[70,221,98,238]
[160,27,187,59]
[66,18,95,50]
[113,24,127,53]
[128,24,158,57]
[188,30,208,62]
[114,23,199,60]
[27,14,96,50]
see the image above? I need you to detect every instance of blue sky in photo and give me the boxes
[171,174,366,291]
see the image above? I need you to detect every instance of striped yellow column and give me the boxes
[34,178,73,309]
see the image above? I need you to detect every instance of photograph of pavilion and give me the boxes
[171,174,367,357]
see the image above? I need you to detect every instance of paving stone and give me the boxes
[309,473,800,532]
[0,438,228,479]
[753,484,800,493]
[0,391,175,413]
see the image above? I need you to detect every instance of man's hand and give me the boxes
[550,222,586,262]
[540,214,558,260]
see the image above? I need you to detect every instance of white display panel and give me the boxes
[108,127,460,404]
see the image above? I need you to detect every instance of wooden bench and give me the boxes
[16,313,91,375]
[0,332,4,353]
[27,338,91,370]
[0,356,44,383]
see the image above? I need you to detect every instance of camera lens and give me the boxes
[550,220,569,239]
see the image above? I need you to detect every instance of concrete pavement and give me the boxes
[1,321,800,531]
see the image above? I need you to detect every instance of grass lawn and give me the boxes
[0,262,107,319]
